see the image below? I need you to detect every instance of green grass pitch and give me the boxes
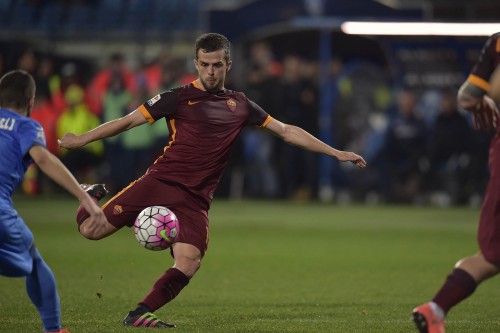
[2,197,500,332]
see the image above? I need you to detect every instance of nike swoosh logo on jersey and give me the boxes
[188,100,202,105]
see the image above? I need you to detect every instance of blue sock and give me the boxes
[26,247,61,332]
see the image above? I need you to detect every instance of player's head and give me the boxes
[194,33,232,92]
[195,33,231,63]
[0,70,36,117]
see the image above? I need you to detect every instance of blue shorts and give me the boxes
[0,210,35,277]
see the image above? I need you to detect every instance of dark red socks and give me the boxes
[140,268,190,312]
[432,268,477,314]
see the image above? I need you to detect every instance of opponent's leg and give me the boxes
[123,243,201,328]
[0,216,69,332]
[26,246,62,333]
[0,217,34,278]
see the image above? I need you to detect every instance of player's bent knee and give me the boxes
[178,260,200,278]
[455,252,500,282]
[79,219,116,240]
[79,224,103,240]
[174,256,201,278]
[79,229,98,240]
[171,242,202,277]
[478,254,500,274]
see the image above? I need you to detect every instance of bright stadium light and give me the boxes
[341,21,500,36]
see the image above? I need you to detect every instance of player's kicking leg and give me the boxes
[76,184,118,239]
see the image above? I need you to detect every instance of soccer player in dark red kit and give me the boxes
[58,33,367,328]
[412,32,500,333]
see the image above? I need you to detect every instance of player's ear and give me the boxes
[26,97,35,117]
[226,60,232,73]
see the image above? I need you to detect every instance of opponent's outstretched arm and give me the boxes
[264,118,367,168]
[58,109,147,149]
[29,145,108,234]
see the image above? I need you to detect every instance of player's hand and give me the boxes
[57,133,84,149]
[472,96,499,131]
[337,151,367,169]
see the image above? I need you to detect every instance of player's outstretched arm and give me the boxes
[264,118,367,168]
[29,145,108,232]
[58,109,147,149]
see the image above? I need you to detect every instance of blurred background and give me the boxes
[5,0,500,206]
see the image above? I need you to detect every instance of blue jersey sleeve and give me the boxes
[0,113,47,200]
[19,119,46,156]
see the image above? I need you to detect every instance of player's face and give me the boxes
[194,49,231,92]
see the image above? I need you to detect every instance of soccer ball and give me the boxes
[134,206,179,251]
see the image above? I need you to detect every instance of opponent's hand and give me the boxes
[472,96,499,131]
[80,195,108,235]
[80,196,103,218]
[58,133,84,149]
[337,151,367,169]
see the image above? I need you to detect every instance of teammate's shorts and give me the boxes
[477,175,500,265]
[0,210,35,277]
[477,134,500,265]
[101,175,209,257]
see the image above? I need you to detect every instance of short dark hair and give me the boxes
[0,70,35,110]
[195,33,231,63]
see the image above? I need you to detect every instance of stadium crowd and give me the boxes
[4,41,491,206]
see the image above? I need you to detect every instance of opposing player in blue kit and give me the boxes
[0,70,107,333]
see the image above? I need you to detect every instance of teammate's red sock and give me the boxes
[141,268,190,312]
[432,268,477,314]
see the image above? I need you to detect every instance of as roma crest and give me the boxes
[226,98,237,112]
[113,205,123,215]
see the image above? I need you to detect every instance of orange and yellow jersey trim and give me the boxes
[260,115,273,128]
[139,105,155,124]
[467,74,490,92]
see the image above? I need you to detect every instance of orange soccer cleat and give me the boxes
[412,303,445,333]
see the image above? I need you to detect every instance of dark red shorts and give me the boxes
[477,176,500,265]
[101,175,209,257]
